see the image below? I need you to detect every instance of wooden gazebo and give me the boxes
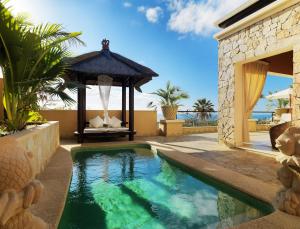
[66,39,158,143]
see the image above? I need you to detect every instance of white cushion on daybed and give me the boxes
[84,127,129,134]
[109,116,122,128]
[89,116,103,128]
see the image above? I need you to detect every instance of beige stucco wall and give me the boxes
[257,124,273,131]
[12,121,60,176]
[39,110,158,138]
[217,2,300,146]
[160,120,184,137]
[0,78,3,120]
[183,126,217,134]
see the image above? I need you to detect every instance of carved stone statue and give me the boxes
[0,137,50,229]
[275,127,300,216]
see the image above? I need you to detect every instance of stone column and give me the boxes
[293,45,300,126]
[159,120,184,137]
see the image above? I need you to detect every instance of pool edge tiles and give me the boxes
[70,143,153,158]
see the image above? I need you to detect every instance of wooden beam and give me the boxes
[77,76,86,143]
[122,80,126,127]
[129,79,134,141]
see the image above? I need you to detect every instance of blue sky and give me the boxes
[10,0,293,111]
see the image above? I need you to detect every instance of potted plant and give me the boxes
[148,81,189,120]
[265,91,290,122]
[275,98,290,118]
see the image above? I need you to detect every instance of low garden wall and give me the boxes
[183,126,217,134]
[12,121,60,176]
[257,124,273,131]
[40,110,158,138]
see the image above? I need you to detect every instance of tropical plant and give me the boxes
[193,98,215,121]
[148,81,189,109]
[277,98,289,108]
[264,91,289,111]
[0,1,84,131]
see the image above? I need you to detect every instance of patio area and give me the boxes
[139,132,281,187]
[2,0,300,228]
[240,131,278,156]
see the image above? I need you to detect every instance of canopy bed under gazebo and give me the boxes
[66,39,158,143]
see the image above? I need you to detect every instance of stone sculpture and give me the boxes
[0,137,49,229]
[276,127,300,216]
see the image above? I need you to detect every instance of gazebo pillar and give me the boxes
[121,80,126,127]
[77,76,86,143]
[129,78,134,141]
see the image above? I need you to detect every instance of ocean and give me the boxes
[175,112,273,122]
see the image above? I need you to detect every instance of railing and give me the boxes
[250,111,275,124]
[177,110,275,127]
[177,111,218,127]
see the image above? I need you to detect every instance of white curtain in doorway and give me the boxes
[243,61,269,142]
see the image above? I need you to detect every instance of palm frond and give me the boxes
[150,81,189,107]
[0,1,83,130]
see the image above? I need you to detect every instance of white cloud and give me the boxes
[138,6,163,23]
[167,0,248,36]
[123,2,132,8]
[137,6,146,13]
[166,0,187,11]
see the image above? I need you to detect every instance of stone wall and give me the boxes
[257,124,273,131]
[183,126,217,134]
[217,2,300,146]
[159,120,184,137]
[13,121,60,176]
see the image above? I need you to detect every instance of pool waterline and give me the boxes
[59,144,274,229]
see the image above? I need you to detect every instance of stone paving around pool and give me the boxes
[139,133,281,188]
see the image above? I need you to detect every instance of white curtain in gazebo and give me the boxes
[98,75,113,125]
[243,61,269,142]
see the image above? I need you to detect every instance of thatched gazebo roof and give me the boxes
[66,39,158,88]
[69,39,159,143]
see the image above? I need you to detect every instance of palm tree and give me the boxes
[193,98,214,121]
[0,1,84,130]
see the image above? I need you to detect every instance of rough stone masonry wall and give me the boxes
[218,2,300,146]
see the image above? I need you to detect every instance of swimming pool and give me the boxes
[59,144,273,229]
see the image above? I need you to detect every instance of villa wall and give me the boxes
[40,110,158,138]
[216,1,300,146]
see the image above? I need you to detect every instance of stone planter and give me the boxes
[275,108,291,119]
[161,105,178,120]
[0,122,59,228]
[160,120,184,137]
[1,121,60,176]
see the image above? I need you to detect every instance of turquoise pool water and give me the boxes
[59,145,273,229]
